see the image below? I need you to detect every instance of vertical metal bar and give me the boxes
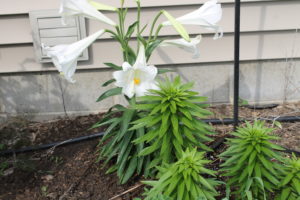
[233,0,241,130]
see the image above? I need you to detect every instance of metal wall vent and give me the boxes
[29,10,88,63]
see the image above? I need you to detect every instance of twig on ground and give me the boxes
[108,183,143,200]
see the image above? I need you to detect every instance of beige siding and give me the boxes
[1,1,300,45]
[0,0,299,73]
[0,0,276,15]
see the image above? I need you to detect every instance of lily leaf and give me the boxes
[96,87,122,102]
[102,79,116,87]
[104,62,122,70]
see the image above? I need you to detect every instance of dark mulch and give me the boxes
[0,114,144,200]
[0,103,299,200]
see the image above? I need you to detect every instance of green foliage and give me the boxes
[276,154,300,200]
[0,143,6,151]
[220,121,285,200]
[131,76,214,167]
[133,193,171,200]
[0,160,9,176]
[95,101,152,184]
[96,87,122,102]
[238,97,249,106]
[143,149,221,200]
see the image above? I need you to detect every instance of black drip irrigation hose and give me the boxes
[0,132,105,156]
[203,115,300,125]
[1,116,300,156]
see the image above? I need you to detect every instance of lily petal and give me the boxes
[133,45,147,68]
[123,81,135,98]
[43,29,105,83]
[138,65,158,82]
[160,35,202,58]
[122,62,132,71]
[162,0,222,39]
[135,81,158,97]
[113,47,158,98]
[60,0,116,26]
[135,82,149,97]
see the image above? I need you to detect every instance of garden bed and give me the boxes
[0,103,299,200]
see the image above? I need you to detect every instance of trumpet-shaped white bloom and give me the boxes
[113,46,158,98]
[43,29,105,83]
[60,0,116,26]
[160,35,202,59]
[163,0,222,39]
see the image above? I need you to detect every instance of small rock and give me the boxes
[42,175,54,182]
[46,192,57,199]
[3,167,14,176]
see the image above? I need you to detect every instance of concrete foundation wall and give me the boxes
[1,59,300,122]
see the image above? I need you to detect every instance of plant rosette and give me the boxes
[220,121,285,200]
[130,76,215,169]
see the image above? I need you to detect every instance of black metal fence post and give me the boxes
[233,0,241,130]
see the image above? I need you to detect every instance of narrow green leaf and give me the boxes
[281,173,294,187]
[139,139,161,156]
[121,155,138,184]
[96,87,122,102]
[126,21,138,38]
[104,62,122,70]
[102,79,116,87]
[146,40,163,59]
[280,188,291,200]
[158,68,174,74]
[117,108,135,141]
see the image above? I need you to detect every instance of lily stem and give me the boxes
[148,11,163,43]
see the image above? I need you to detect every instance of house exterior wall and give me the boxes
[0,0,300,121]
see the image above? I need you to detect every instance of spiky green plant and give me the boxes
[220,121,284,200]
[276,154,300,200]
[143,149,221,200]
[133,194,171,200]
[94,99,153,184]
[130,76,214,167]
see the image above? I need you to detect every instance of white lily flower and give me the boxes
[160,35,202,59]
[162,0,223,39]
[60,0,116,26]
[113,46,158,98]
[43,29,105,83]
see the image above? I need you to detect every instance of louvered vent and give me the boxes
[29,10,88,63]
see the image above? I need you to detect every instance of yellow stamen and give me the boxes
[134,78,141,85]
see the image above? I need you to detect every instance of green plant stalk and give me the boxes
[148,11,163,43]
[154,24,163,41]
[136,0,141,52]
[117,8,129,62]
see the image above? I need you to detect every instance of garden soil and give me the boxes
[0,103,299,200]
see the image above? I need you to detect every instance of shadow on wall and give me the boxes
[165,64,232,104]
[0,72,86,122]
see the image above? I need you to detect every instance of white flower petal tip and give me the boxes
[113,46,158,98]
[162,0,223,39]
[43,29,105,83]
[160,35,202,59]
[60,0,116,26]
